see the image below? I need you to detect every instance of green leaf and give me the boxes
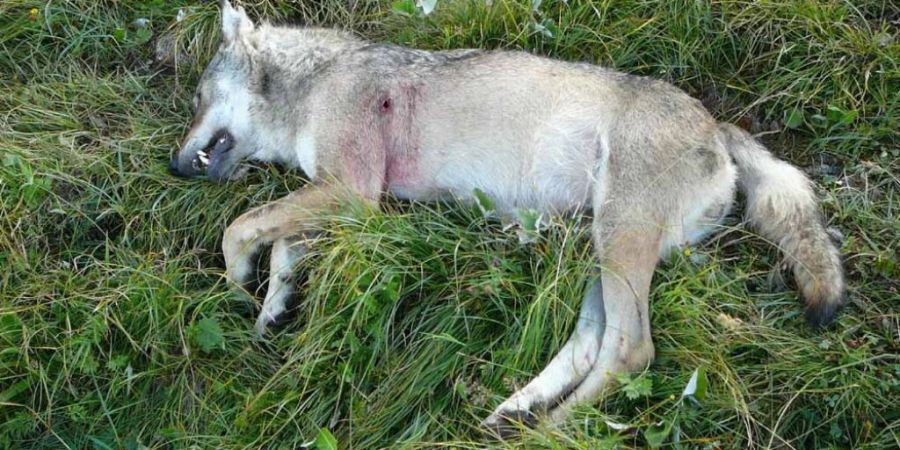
[314,428,338,450]
[132,27,153,45]
[513,208,543,244]
[529,21,554,39]
[453,379,468,400]
[106,354,129,371]
[113,27,126,42]
[473,188,494,216]
[158,426,182,439]
[783,108,804,129]
[514,208,541,233]
[837,110,858,127]
[191,317,225,353]
[644,420,672,449]
[539,19,559,39]
[22,175,51,208]
[78,351,99,374]
[826,105,843,123]
[829,421,843,440]
[810,113,828,126]
[618,373,653,400]
[825,105,857,128]
[681,367,708,402]
[392,0,416,15]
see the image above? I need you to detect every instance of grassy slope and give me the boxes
[1,0,898,448]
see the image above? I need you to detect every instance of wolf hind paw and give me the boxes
[480,409,538,439]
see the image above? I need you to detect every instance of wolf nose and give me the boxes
[169,156,188,177]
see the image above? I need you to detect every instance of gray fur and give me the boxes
[170,2,846,434]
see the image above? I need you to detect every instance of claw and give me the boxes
[254,314,272,338]
[255,308,287,338]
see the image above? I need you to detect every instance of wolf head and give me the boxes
[170,1,361,181]
[169,1,262,181]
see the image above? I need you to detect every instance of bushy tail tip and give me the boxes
[718,123,845,327]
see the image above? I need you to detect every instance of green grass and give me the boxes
[1,0,898,448]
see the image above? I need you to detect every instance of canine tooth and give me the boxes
[198,154,210,165]
[197,150,208,158]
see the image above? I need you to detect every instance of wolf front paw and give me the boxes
[225,261,255,288]
[254,298,291,338]
[222,227,260,288]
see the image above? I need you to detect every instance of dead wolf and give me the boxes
[169,1,844,434]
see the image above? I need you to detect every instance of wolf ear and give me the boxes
[221,0,254,45]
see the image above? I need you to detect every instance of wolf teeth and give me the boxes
[198,153,210,165]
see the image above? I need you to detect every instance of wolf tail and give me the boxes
[718,123,844,326]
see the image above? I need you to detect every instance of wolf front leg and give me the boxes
[254,236,307,335]
[482,224,660,436]
[222,184,337,335]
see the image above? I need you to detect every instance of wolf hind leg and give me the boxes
[549,232,660,421]
[482,220,661,436]
[548,224,659,419]
[481,276,606,437]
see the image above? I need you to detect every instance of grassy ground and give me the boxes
[1,0,898,448]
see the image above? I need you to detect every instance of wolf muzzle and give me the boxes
[170,129,234,179]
